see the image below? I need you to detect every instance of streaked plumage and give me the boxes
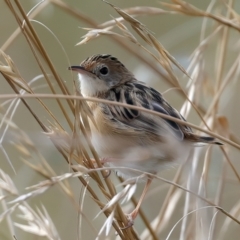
[69,54,221,179]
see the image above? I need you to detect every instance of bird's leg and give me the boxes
[130,178,152,219]
[125,177,152,228]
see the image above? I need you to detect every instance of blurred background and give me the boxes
[1,0,240,239]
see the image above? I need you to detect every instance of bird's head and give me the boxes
[69,54,134,97]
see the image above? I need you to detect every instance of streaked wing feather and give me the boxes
[106,82,191,140]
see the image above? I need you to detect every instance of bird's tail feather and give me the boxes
[195,135,223,145]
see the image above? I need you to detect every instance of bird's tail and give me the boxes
[192,135,223,145]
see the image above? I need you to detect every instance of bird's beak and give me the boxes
[68,66,94,78]
[68,66,95,77]
[68,66,87,72]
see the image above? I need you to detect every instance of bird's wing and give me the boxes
[105,82,192,140]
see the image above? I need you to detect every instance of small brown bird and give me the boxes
[69,54,221,222]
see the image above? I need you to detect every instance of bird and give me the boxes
[69,54,221,223]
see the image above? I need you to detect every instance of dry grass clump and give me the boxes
[1,0,240,239]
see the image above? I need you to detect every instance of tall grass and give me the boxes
[1,0,240,239]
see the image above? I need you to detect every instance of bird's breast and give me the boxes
[87,102,138,158]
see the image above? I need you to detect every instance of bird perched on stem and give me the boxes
[69,54,221,223]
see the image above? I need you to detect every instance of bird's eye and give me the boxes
[99,66,108,75]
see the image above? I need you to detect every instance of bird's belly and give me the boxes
[91,132,138,159]
[90,132,184,180]
[88,107,191,180]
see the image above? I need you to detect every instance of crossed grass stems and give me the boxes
[1,0,240,239]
